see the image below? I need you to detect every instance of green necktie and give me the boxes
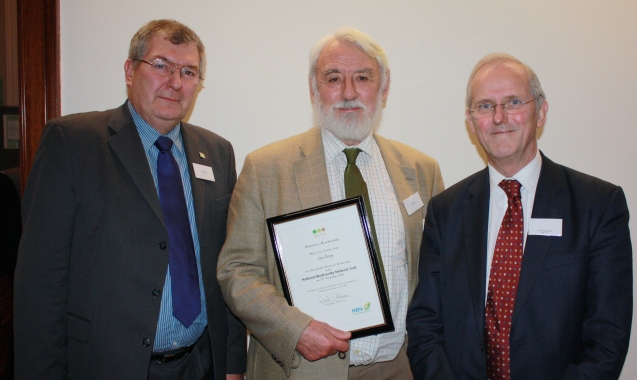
[343,148,389,300]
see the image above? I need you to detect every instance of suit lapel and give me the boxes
[374,135,422,294]
[464,169,490,339]
[107,103,164,226]
[293,128,332,209]
[513,155,566,321]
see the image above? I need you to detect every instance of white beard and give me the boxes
[312,90,383,143]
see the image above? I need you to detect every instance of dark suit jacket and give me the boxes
[14,103,246,379]
[407,153,632,379]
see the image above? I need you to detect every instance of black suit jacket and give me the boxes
[407,153,632,379]
[14,103,246,379]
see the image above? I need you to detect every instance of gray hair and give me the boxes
[466,53,545,113]
[309,27,389,94]
[128,19,206,78]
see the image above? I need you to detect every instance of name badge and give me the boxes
[528,218,562,236]
[193,163,215,182]
[403,192,424,216]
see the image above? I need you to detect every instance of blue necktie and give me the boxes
[155,136,200,327]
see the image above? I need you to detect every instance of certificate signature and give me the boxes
[317,291,351,304]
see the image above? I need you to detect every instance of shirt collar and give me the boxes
[128,100,183,153]
[321,128,374,160]
[488,150,542,193]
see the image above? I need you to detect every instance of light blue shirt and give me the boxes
[128,102,207,351]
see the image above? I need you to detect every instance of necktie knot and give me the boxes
[155,136,174,153]
[344,148,361,165]
[499,179,521,200]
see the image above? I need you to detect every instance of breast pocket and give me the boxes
[542,250,584,269]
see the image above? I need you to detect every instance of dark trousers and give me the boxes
[147,328,213,380]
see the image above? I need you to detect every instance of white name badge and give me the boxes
[192,163,215,182]
[529,218,562,236]
[403,192,424,216]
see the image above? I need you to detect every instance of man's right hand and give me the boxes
[295,320,351,361]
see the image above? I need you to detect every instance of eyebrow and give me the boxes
[152,55,198,69]
[321,68,375,76]
[473,95,524,104]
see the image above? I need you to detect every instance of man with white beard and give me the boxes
[217,27,444,380]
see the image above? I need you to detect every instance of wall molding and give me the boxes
[17,0,60,191]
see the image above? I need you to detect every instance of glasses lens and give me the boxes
[473,104,494,116]
[143,59,200,83]
[148,59,172,77]
[180,67,201,83]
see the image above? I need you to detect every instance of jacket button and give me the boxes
[159,241,167,250]
[142,338,151,347]
[152,289,161,297]
[480,344,484,351]
[338,351,346,359]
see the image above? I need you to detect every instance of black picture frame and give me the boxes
[267,196,394,339]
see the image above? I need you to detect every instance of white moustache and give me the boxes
[332,100,367,111]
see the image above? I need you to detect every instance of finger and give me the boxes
[331,338,349,354]
[325,324,351,341]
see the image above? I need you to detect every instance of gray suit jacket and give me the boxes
[217,127,444,379]
[14,102,246,379]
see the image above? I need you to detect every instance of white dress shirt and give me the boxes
[322,129,407,366]
[485,150,542,301]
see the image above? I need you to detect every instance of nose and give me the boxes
[342,77,357,101]
[492,103,507,125]
[167,69,183,90]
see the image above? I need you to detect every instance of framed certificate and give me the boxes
[267,197,394,339]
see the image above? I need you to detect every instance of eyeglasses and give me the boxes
[136,58,202,83]
[469,97,537,118]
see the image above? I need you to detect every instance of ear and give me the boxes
[466,108,477,134]
[124,59,135,87]
[536,100,549,128]
[381,69,390,108]
[309,78,315,103]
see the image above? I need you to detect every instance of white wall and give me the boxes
[60,0,637,377]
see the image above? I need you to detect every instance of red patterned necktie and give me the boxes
[485,179,524,380]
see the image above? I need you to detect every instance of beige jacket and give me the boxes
[217,127,444,379]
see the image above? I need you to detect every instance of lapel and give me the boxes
[292,128,333,209]
[107,103,165,226]
[374,134,421,289]
[180,124,207,237]
[464,168,491,339]
[512,153,566,321]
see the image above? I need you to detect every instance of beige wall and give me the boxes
[60,1,637,377]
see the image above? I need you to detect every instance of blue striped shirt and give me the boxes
[128,102,207,351]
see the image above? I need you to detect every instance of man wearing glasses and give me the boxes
[406,53,632,379]
[14,19,246,379]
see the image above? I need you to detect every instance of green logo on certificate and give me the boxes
[352,302,372,314]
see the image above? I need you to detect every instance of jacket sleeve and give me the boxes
[14,122,76,379]
[562,186,632,379]
[222,145,248,375]
[217,153,312,376]
[407,199,457,380]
